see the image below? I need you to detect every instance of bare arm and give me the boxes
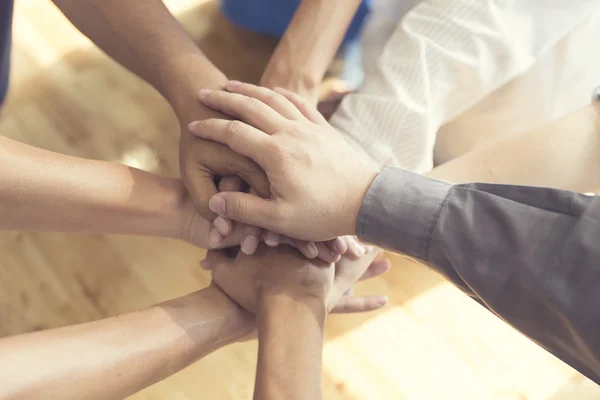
[254,292,326,400]
[0,286,253,400]
[51,0,226,113]
[260,0,362,103]
[427,105,600,192]
[50,0,270,223]
[0,135,231,248]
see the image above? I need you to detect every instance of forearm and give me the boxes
[0,136,184,238]
[261,0,361,99]
[357,166,600,383]
[428,105,600,192]
[51,0,228,118]
[254,292,326,400]
[0,287,247,400]
[332,0,600,172]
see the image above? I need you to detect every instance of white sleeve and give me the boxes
[331,0,599,172]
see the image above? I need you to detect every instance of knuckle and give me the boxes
[236,157,261,175]
[263,91,282,106]
[242,97,261,111]
[225,120,242,136]
[231,197,247,219]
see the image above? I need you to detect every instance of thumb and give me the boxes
[208,192,282,232]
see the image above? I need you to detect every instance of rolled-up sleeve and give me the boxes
[358,166,600,383]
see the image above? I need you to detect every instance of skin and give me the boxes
[260,0,363,104]
[0,251,388,400]
[211,0,363,253]
[205,245,387,400]
[205,246,389,314]
[50,0,354,260]
[0,135,245,248]
[189,82,378,240]
[0,286,255,400]
[189,82,600,240]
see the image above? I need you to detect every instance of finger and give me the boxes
[182,162,219,222]
[208,228,224,248]
[226,81,305,120]
[213,216,233,236]
[218,224,247,248]
[344,288,354,296]
[358,259,390,281]
[188,119,272,169]
[241,225,262,255]
[264,231,281,247]
[345,237,366,260]
[273,87,328,124]
[327,237,348,255]
[200,259,212,270]
[331,295,388,313]
[316,242,341,263]
[294,239,319,259]
[181,137,270,220]
[202,249,234,271]
[208,192,282,233]
[218,176,245,192]
[215,177,245,237]
[198,89,288,133]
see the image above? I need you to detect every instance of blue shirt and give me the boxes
[0,1,13,104]
[221,0,371,45]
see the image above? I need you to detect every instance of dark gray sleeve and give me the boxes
[358,166,600,383]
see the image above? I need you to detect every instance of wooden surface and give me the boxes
[1,1,599,399]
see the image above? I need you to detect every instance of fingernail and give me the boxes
[307,242,318,258]
[209,196,226,215]
[208,229,222,248]
[241,236,259,255]
[199,259,211,270]
[334,237,347,254]
[198,88,213,97]
[264,232,279,247]
[227,80,242,88]
[213,216,230,235]
[187,121,200,130]
[377,296,389,306]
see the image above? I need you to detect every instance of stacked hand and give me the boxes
[178,85,366,262]
[188,81,379,242]
[203,245,389,316]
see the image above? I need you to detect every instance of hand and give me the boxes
[172,177,364,262]
[205,245,389,313]
[188,82,379,241]
[177,105,271,223]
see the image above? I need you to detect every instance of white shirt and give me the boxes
[331,0,600,172]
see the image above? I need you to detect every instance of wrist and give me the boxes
[159,286,254,350]
[138,175,189,239]
[340,168,380,237]
[261,58,320,102]
[258,290,327,324]
[160,54,228,121]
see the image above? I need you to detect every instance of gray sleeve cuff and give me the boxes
[357,166,453,262]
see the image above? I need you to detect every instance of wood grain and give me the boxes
[1,1,598,399]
